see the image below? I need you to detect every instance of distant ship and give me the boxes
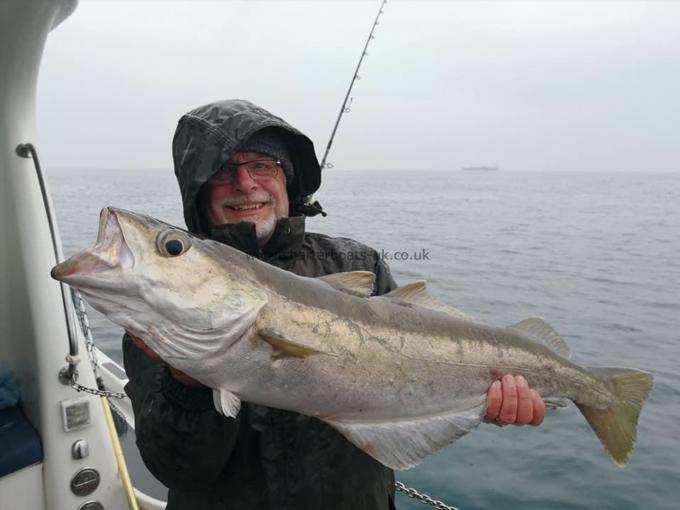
[461,165,499,171]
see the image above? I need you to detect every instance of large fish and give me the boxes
[52,207,653,469]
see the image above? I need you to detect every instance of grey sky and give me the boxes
[37,0,680,172]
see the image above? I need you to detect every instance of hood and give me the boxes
[172,99,322,234]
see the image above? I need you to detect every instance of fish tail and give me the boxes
[576,367,653,467]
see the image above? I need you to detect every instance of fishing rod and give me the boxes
[320,0,387,170]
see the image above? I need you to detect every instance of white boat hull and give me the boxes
[0,1,161,508]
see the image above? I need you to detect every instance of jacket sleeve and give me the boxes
[122,333,239,489]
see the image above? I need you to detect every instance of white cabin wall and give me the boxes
[0,1,129,509]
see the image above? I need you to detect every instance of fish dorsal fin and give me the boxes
[510,317,571,359]
[318,271,376,298]
[383,281,479,322]
[323,398,486,470]
[258,328,334,359]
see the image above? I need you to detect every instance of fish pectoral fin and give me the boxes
[510,317,571,359]
[323,399,486,470]
[212,389,241,418]
[317,271,376,297]
[258,328,334,359]
[382,281,479,322]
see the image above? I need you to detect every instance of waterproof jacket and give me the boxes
[123,100,398,509]
[172,99,323,233]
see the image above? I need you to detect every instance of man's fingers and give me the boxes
[515,375,533,425]
[498,374,518,424]
[530,389,545,426]
[484,375,546,427]
[484,380,502,422]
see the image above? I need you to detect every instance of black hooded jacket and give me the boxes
[123,100,398,509]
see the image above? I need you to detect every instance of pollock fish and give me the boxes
[51,207,653,469]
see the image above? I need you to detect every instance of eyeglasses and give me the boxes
[210,159,281,183]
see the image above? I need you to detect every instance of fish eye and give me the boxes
[165,239,183,256]
[156,230,192,257]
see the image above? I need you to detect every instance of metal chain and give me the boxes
[68,290,127,399]
[395,481,460,510]
[71,289,100,375]
[70,379,126,399]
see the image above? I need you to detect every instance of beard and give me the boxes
[253,214,277,243]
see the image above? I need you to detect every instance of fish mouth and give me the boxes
[51,207,134,283]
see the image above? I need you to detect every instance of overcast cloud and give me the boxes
[37,0,680,172]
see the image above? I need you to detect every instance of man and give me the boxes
[124,99,544,510]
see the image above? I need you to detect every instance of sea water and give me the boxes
[49,168,679,510]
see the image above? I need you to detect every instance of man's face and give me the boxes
[205,152,289,246]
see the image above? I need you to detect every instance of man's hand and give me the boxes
[484,374,545,426]
[128,332,205,388]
